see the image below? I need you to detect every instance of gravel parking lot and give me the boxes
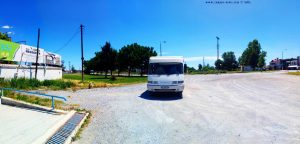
[47,72,300,144]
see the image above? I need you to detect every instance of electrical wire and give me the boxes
[53,29,80,53]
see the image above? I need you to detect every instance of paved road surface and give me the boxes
[47,72,300,144]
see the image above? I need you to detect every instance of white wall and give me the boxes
[0,64,62,80]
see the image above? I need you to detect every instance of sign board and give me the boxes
[0,39,61,66]
[45,52,61,65]
[0,39,20,61]
[13,45,45,64]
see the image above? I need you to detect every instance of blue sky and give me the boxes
[1,0,300,69]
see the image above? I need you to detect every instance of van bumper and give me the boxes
[147,84,184,92]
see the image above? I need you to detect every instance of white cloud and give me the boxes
[1,25,13,29]
[184,56,218,62]
[6,31,14,35]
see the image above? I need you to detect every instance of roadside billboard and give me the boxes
[13,44,45,64]
[0,39,61,66]
[45,52,61,66]
[0,39,20,61]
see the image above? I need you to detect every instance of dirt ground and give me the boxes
[47,72,300,144]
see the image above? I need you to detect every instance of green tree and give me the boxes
[222,51,238,71]
[184,63,188,73]
[61,60,66,72]
[202,64,215,71]
[0,32,10,41]
[99,42,117,78]
[215,59,224,70]
[118,44,138,76]
[71,65,76,73]
[239,39,263,69]
[198,64,203,71]
[117,48,129,76]
[118,43,157,76]
[84,51,103,74]
[187,66,196,72]
[257,51,267,69]
[136,45,157,76]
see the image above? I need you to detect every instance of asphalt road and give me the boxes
[47,72,300,144]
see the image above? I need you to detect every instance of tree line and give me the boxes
[213,39,267,71]
[187,39,267,73]
[84,42,157,77]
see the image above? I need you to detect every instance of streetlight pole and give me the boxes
[216,36,220,60]
[160,41,166,56]
[281,49,287,70]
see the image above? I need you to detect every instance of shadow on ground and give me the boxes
[139,91,182,101]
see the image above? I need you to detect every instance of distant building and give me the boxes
[268,56,300,70]
[240,65,253,71]
[288,56,300,70]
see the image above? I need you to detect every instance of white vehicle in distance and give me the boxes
[147,56,184,95]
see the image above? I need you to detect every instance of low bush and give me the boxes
[9,78,42,89]
[43,80,75,89]
[5,92,64,109]
[110,75,117,81]
[0,78,74,90]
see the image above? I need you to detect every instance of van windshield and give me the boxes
[148,63,183,75]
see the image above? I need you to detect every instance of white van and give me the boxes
[147,56,184,94]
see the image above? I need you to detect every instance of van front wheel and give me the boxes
[177,91,183,96]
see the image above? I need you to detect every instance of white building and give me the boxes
[0,39,62,80]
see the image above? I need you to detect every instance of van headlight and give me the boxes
[178,81,184,84]
[172,81,178,84]
[148,81,158,84]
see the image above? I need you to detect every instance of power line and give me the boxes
[54,29,80,53]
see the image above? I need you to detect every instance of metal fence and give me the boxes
[0,88,67,110]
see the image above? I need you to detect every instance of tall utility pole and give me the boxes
[216,36,220,60]
[80,24,84,82]
[35,28,40,79]
[159,41,166,56]
[203,56,205,67]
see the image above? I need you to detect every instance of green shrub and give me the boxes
[110,75,117,81]
[0,78,74,90]
[9,78,42,89]
[28,79,42,88]
[43,80,74,89]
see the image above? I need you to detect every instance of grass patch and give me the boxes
[188,70,227,75]
[72,109,92,142]
[288,71,300,76]
[188,70,278,75]
[0,78,75,90]
[63,74,147,86]
[4,91,65,109]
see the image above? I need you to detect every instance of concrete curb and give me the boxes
[1,97,67,114]
[65,112,89,144]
